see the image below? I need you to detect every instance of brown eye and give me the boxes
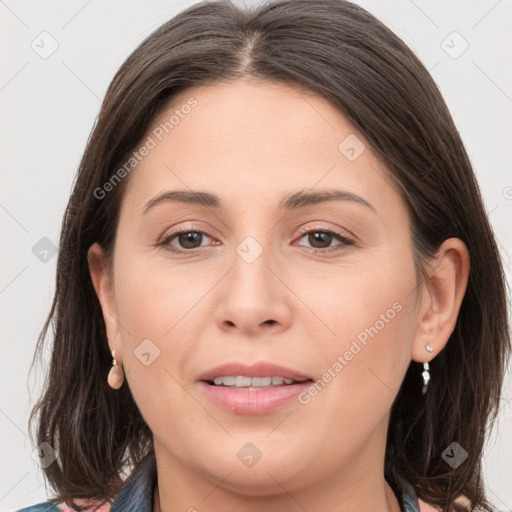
[176,231,204,249]
[306,231,334,249]
[160,230,216,252]
[295,228,354,253]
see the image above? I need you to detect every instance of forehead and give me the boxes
[155,79,358,155]
[121,79,402,219]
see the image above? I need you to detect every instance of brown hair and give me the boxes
[29,1,510,511]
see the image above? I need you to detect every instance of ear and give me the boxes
[411,237,470,363]
[87,242,122,362]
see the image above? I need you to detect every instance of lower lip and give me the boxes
[197,380,313,415]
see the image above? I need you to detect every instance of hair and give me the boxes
[29,1,510,511]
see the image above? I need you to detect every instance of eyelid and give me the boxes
[295,223,352,239]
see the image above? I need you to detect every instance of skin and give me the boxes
[88,79,469,512]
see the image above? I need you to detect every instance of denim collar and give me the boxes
[392,475,422,512]
[110,452,157,512]
[110,451,420,512]
[403,481,421,512]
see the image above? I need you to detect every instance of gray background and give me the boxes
[1,0,511,510]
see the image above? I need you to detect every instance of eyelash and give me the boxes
[159,225,354,254]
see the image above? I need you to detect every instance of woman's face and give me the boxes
[94,79,428,495]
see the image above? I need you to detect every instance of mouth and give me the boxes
[196,362,314,415]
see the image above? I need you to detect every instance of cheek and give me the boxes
[110,250,195,394]
[296,251,417,432]
[113,247,212,342]
[296,249,417,404]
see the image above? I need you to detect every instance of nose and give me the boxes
[214,243,292,337]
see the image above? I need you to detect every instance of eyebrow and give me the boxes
[142,188,375,215]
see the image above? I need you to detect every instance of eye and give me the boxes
[159,228,217,253]
[294,227,354,253]
[158,225,354,254]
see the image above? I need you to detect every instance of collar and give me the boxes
[391,474,422,512]
[110,451,157,512]
[110,451,420,512]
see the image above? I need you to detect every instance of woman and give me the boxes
[20,0,510,511]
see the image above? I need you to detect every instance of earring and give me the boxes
[421,362,430,394]
[425,343,433,353]
[108,349,124,389]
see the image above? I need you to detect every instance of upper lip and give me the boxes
[197,361,313,382]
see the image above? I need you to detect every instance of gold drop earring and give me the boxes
[108,349,124,389]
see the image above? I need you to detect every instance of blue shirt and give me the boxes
[16,452,421,512]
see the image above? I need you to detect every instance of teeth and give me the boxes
[211,376,299,387]
[251,376,272,386]
[235,376,253,387]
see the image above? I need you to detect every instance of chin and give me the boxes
[193,446,307,496]
[207,464,303,497]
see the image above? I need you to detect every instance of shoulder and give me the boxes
[418,496,486,512]
[15,500,111,512]
[14,503,59,512]
[418,498,442,511]
[14,452,153,512]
